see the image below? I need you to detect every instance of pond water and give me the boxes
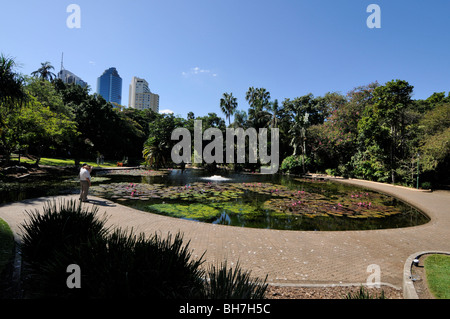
[0,168,430,231]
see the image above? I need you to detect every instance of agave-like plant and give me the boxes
[344,286,386,299]
[202,260,268,299]
[20,199,108,267]
[19,199,269,299]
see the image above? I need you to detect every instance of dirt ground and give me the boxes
[265,284,403,299]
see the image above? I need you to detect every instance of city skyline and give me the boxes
[1,1,449,119]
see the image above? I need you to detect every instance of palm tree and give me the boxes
[245,86,257,107]
[246,87,271,129]
[245,87,270,109]
[219,92,237,126]
[31,61,56,81]
[0,54,27,161]
[232,110,248,128]
[266,99,280,129]
[0,54,26,108]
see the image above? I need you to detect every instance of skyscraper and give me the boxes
[57,53,87,88]
[58,69,87,88]
[97,67,122,105]
[128,76,159,112]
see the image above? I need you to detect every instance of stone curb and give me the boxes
[403,251,450,299]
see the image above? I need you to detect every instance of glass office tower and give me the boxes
[97,67,122,105]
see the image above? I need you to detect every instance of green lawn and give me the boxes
[16,156,121,168]
[425,254,450,299]
[0,218,14,276]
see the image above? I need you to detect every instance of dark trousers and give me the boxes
[80,181,90,201]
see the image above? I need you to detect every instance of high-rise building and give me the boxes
[97,67,122,105]
[57,53,87,88]
[128,76,159,112]
[57,69,88,88]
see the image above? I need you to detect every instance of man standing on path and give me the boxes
[79,164,92,202]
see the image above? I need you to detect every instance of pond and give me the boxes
[0,168,430,231]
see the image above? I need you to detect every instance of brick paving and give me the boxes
[1,178,449,289]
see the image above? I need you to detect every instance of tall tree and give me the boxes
[0,54,26,108]
[266,99,280,129]
[31,61,56,81]
[245,87,271,129]
[0,55,27,160]
[143,113,186,169]
[358,79,414,184]
[232,110,248,129]
[219,92,237,126]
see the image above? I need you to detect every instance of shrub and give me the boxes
[20,200,108,269]
[20,200,109,297]
[19,199,268,299]
[420,181,432,190]
[202,261,268,299]
[344,286,386,299]
[280,155,310,174]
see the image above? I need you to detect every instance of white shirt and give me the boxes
[79,167,91,182]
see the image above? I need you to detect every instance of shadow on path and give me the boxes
[83,199,116,207]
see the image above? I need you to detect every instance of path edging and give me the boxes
[403,251,450,299]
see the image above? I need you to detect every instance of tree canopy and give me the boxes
[1,55,448,188]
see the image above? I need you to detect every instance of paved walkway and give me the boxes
[1,178,449,289]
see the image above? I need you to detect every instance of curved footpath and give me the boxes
[0,178,449,290]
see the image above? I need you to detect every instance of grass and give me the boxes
[0,218,15,276]
[424,254,450,299]
[13,155,122,168]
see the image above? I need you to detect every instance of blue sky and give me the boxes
[1,0,449,119]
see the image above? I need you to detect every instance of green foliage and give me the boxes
[202,261,268,299]
[0,218,14,276]
[143,113,186,168]
[0,54,27,109]
[2,54,448,188]
[1,55,27,159]
[148,203,222,221]
[419,104,450,172]
[280,155,310,174]
[31,62,56,82]
[357,80,415,184]
[20,200,108,268]
[220,92,238,126]
[349,147,390,182]
[344,286,386,299]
